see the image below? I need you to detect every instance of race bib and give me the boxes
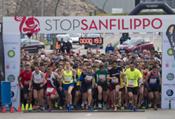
[24,80,30,85]
[111,77,119,83]
[34,73,43,83]
[109,50,113,53]
[150,78,157,84]
[85,76,93,81]
[46,88,54,93]
[128,80,135,87]
[64,77,72,82]
[35,77,42,81]
[99,75,106,81]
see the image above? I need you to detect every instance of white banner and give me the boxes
[3,16,166,34]
[162,29,175,109]
[3,16,175,109]
[3,33,20,109]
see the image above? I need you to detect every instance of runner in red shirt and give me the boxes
[45,66,59,110]
[19,63,32,105]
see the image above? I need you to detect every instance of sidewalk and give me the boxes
[0,110,174,119]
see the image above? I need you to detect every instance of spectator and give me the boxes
[105,43,114,53]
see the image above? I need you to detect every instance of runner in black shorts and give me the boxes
[125,62,142,110]
[147,66,160,110]
[80,66,95,110]
[73,64,82,109]
[31,64,46,109]
[96,64,108,109]
[108,61,122,110]
[127,87,139,95]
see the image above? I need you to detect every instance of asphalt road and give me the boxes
[0,110,174,119]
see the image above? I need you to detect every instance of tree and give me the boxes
[55,0,61,16]
[102,0,108,11]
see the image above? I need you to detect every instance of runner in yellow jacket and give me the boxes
[124,62,142,110]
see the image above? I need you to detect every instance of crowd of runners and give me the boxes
[19,46,162,112]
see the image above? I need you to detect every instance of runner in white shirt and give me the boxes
[30,64,46,109]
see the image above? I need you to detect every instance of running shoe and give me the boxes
[121,106,125,110]
[132,106,137,112]
[67,105,71,112]
[103,104,107,110]
[81,103,85,109]
[98,103,102,109]
[114,106,117,111]
[154,106,158,111]
[127,103,133,110]
[88,106,93,112]
[59,106,63,110]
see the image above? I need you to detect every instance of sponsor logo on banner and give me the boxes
[166,89,174,97]
[8,50,16,58]
[166,25,175,60]
[167,48,174,56]
[14,16,40,34]
[7,74,15,82]
[166,73,174,81]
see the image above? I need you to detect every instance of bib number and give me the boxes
[150,78,157,84]
[85,76,93,81]
[111,77,119,83]
[99,75,106,81]
[24,80,30,85]
[46,88,54,93]
[128,80,135,87]
[64,77,72,82]
[34,74,43,83]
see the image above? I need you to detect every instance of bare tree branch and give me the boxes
[55,0,61,16]
[102,0,108,11]
[15,0,24,16]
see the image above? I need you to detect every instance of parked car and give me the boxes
[81,34,103,49]
[117,37,154,53]
[21,38,45,53]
